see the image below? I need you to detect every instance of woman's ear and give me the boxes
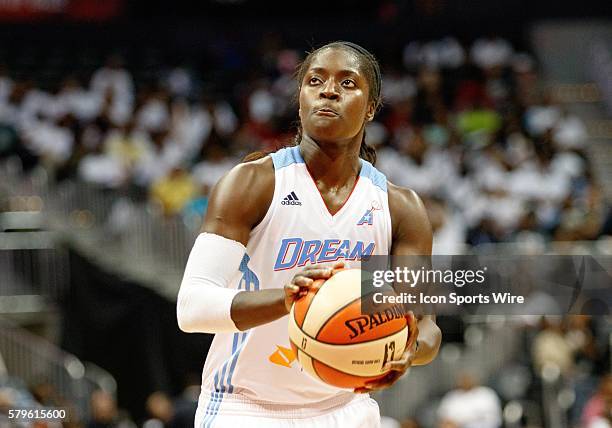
[365,102,376,122]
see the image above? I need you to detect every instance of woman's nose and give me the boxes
[319,80,340,99]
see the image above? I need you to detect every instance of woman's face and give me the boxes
[299,47,375,144]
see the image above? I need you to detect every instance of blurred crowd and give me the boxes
[1,30,610,428]
[0,35,610,248]
[382,316,611,428]
[0,365,200,428]
[2,315,610,428]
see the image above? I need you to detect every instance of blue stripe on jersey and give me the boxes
[203,254,260,428]
[270,146,304,170]
[359,159,388,193]
[202,391,222,428]
[226,256,260,393]
[203,333,247,427]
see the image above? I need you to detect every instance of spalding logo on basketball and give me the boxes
[288,269,409,389]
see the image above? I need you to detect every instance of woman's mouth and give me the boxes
[315,108,339,117]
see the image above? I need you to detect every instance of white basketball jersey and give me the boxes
[198,146,392,413]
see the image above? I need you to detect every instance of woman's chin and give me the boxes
[306,126,344,142]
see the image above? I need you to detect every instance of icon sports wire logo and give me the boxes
[281,191,302,206]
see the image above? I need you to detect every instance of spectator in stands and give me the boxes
[135,86,170,133]
[400,417,422,428]
[150,166,197,217]
[390,127,448,195]
[437,371,502,428]
[382,66,417,106]
[0,378,66,427]
[554,108,588,150]
[104,119,152,171]
[87,389,135,428]
[424,196,467,254]
[132,129,183,187]
[532,317,576,378]
[164,65,195,99]
[583,375,612,428]
[381,415,402,428]
[470,35,514,70]
[588,397,612,428]
[524,90,562,138]
[467,217,506,246]
[78,136,127,188]
[30,380,65,408]
[143,391,175,428]
[90,54,133,126]
[0,34,600,250]
[554,177,606,241]
[193,133,236,178]
[56,76,102,122]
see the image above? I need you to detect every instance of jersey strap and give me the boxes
[359,159,387,193]
[270,146,305,170]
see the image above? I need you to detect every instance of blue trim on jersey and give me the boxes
[359,159,388,193]
[202,254,260,428]
[271,147,387,193]
[270,146,304,170]
[226,256,260,393]
[202,391,223,428]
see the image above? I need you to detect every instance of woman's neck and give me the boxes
[298,134,362,188]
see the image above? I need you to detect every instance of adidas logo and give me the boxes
[281,191,302,206]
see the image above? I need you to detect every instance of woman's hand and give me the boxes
[354,311,419,394]
[283,262,345,312]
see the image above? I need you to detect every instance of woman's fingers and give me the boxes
[405,311,419,351]
[286,263,347,310]
[383,347,413,372]
[355,370,403,393]
[285,284,300,293]
[292,276,314,288]
[299,267,334,279]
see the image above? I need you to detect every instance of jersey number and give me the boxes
[382,341,395,369]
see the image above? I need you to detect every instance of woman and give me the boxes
[177,41,441,427]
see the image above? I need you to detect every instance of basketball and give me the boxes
[288,269,409,389]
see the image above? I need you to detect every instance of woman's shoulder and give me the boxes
[387,181,425,214]
[386,181,431,247]
[220,155,275,200]
[203,156,275,235]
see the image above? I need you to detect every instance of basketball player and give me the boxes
[177,41,441,427]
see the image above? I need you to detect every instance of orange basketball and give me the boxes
[288,268,409,389]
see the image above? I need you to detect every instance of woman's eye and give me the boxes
[342,80,355,87]
[309,77,321,84]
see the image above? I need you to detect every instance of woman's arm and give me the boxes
[229,264,342,330]
[388,183,441,366]
[177,157,337,333]
[355,183,440,393]
[177,157,276,333]
[411,315,440,366]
